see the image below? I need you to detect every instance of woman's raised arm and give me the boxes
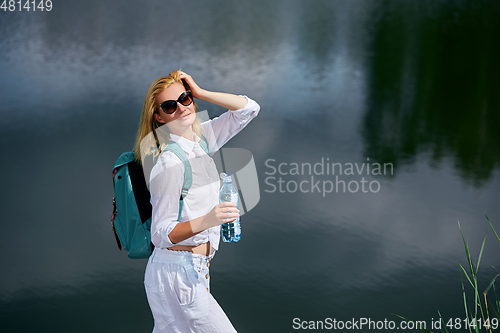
[178,71,248,111]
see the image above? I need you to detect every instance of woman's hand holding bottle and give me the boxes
[169,202,239,244]
[200,202,240,230]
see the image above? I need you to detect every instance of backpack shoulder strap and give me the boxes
[163,135,210,221]
[113,151,135,169]
[164,141,192,221]
[164,141,192,199]
[199,134,209,155]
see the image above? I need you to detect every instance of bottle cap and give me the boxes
[220,172,231,182]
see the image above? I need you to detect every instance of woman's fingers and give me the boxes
[219,201,237,207]
[223,210,240,215]
[178,71,193,86]
[222,214,239,222]
[203,201,240,229]
[220,206,240,214]
[177,71,204,99]
[218,202,239,212]
[216,202,240,221]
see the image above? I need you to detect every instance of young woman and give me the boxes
[135,70,260,332]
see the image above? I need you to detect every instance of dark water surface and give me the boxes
[1,0,500,332]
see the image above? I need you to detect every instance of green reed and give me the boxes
[397,215,500,333]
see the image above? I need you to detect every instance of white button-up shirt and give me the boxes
[149,96,260,251]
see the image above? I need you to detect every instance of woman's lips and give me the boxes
[178,113,191,119]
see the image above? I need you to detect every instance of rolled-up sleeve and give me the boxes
[149,152,184,249]
[202,96,260,153]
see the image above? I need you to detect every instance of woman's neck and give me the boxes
[170,126,195,142]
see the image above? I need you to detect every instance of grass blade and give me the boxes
[459,220,476,276]
[459,262,476,290]
[485,215,500,243]
[394,314,434,333]
[461,280,473,333]
[476,233,487,273]
[484,273,500,295]
[437,310,449,333]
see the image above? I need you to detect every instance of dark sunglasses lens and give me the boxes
[178,91,193,106]
[160,101,177,114]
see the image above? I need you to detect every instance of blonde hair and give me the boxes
[134,70,202,164]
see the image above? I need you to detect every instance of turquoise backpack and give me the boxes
[111,136,209,259]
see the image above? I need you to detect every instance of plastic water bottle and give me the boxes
[219,173,241,242]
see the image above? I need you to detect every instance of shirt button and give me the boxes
[207,262,210,268]
[205,273,210,279]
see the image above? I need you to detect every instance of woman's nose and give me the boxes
[177,101,186,108]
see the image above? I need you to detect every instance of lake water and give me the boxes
[1,0,499,332]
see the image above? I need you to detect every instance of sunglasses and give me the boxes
[158,90,193,114]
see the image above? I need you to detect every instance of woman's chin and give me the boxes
[172,113,195,127]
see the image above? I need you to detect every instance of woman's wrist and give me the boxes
[189,215,208,234]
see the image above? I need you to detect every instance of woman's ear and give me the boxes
[154,112,165,124]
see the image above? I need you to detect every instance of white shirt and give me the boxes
[149,96,260,251]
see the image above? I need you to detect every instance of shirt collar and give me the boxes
[169,133,200,154]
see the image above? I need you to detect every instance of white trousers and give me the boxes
[144,247,237,333]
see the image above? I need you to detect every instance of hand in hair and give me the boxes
[178,71,205,99]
